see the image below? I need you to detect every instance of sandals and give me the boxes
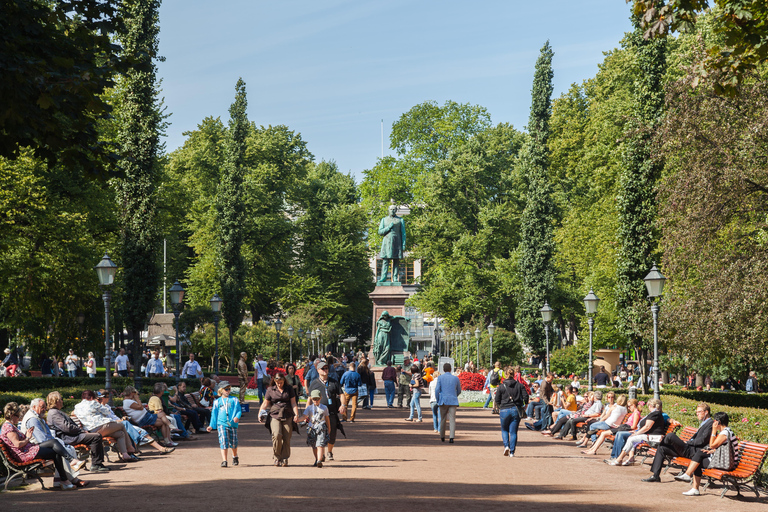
[75,481,89,488]
[581,450,594,455]
[161,447,175,454]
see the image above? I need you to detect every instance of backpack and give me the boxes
[489,370,501,386]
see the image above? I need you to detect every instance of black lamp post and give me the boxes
[287,326,294,363]
[210,294,222,374]
[643,262,666,400]
[316,328,322,356]
[474,327,481,368]
[583,288,600,392]
[169,280,185,384]
[94,254,117,405]
[540,302,554,374]
[465,330,471,368]
[487,322,496,366]
[297,328,304,360]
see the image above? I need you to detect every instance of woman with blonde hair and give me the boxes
[606,398,666,466]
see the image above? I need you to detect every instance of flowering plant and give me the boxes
[458,372,486,391]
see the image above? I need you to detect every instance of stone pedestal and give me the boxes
[368,284,409,367]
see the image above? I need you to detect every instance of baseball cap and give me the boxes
[217,382,232,393]
[310,389,322,399]
[317,361,328,370]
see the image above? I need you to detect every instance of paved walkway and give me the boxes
[3,402,766,511]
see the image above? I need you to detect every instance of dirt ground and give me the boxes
[3,401,766,511]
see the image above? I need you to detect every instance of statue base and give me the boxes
[368,284,410,367]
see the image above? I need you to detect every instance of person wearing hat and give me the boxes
[300,389,331,467]
[1,347,18,377]
[259,371,299,466]
[306,360,346,462]
[207,381,242,467]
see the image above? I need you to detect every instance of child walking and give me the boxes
[300,389,331,467]
[207,382,242,467]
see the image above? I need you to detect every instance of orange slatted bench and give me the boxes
[702,441,768,498]
[0,440,51,490]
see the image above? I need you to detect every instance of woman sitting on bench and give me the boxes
[674,412,737,496]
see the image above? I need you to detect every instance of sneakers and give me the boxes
[682,488,700,496]
[503,447,510,457]
[416,419,422,422]
[621,458,635,466]
[233,457,239,466]
[404,418,413,422]
[221,461,228,468]
[326,453,334,461]
[674,473,692,483]
[60,482,75,491]
[508,452,515,457]
[449,438,454,444]
[605,459,621,466]
[317,461,323,468]
[89,464,109,472]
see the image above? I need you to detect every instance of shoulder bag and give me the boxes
[709,430,737,470]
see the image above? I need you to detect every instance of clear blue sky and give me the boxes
[157,1,634,182]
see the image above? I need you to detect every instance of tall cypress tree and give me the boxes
[115,0,163,382]
[217,78,248,371]
[615,14,667,393]
[517,41,556,356]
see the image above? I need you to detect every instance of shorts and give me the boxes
[138,412,158,428]
[217,426,238,449]
[307,425,328,448]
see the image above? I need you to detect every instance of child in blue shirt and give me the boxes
[300,389,331,467]
[207,382,242,467]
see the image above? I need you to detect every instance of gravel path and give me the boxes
[3,401,765,511]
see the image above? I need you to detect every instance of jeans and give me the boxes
[587,421,611,442]
[499,406,521,454]
[368,388,375,407]
[431,401,440,431]
[384,381,396,406]
[484,388,495,408]
[88,373,95,378]
[257,378,265,402]
[526,401,540,419]
[68,370,77,378]
[611,430,632,458]
[409,389,422,420]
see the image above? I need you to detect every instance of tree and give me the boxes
[517,41,557,356]
[629,0,768,95]
[216,78,249,372]
[614,15,667,393]
[114,0,163,381]
[0,0,122,174]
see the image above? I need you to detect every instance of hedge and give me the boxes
[0,376,199,394]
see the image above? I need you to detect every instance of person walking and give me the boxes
[307,361,346,461]
[339,363,362,422]
[207,382,242,467]
[300,389,331,468]
[64,349,79,378]
[254,354,268,404]
[397,359,412,407]
[484,361,504,411]
[405,363,424,422]
[181,353,203,380]
[435,362,462,443]
[382,361,397,408]
[495,366,529,457]
[237,352,249,404]
[259,372,299,466]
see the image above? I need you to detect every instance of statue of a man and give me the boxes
[373,310,406,366]
[378,204,406,283]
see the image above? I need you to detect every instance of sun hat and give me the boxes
[310,389,322,399]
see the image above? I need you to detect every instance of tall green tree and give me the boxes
[615,15,667,393]
[114,0,163,378]
[517,41,557,356]
[217,78,248,371]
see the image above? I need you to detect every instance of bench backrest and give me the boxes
[734,441,768,472]
[678,426,697,443]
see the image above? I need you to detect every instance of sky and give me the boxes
[156,0,635,182]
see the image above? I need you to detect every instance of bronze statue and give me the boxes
[373,310,407,366]
[377,204,406,283]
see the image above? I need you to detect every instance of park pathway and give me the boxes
[3,401,765,511]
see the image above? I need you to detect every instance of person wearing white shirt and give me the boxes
[145,351,164,377]
[254,354,268,403]
[73,390,136,462]
[181,353,203,379]
[115,348,130,377]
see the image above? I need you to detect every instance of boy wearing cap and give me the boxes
[301,389,331,467]
[207,382,242,467]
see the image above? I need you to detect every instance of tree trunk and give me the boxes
[661,371,669,384]
[228,326,235,373]
[695,373,705,388]
[638,346,649,394]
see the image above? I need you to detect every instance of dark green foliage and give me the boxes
[115,0,163,376]
[517,41,557,356]
[217,78,249,371]
[614,16,667,394]
[0,0,121,175]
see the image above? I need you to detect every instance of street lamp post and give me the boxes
[316,328,322,356]
[540,302,554,374]
[474,327,481,368]
[583,288,600,392]
[287,326,294,363]
[210,294,222,374]
[274,319,283,362]
[297,329,304,360]
[487,322,496,366]
[465,330,471,369]
[169,280,185,385]
[94,254,117,405]
[644,262,667,400]
[310,330,316,356]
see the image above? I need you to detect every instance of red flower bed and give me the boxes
[458,371,486,391]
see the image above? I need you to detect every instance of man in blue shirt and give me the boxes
[339,363,362,422]
[435,363,462,443]
[145,351,164,377]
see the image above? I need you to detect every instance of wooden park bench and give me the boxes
[0,440,51,490]
[70,413,118,462]
[653,426,699,473]
[702,441,768,498]
[637,420,682,464]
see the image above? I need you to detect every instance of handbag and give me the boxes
[359,383,368,396]
[709,430,737,470]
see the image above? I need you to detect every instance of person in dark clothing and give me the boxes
[495,367,529,457]
[642,402,713,482]
[382,361,397,408]
[594,366,611,387]
[45,391,108,472]
[307,361,347,462]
